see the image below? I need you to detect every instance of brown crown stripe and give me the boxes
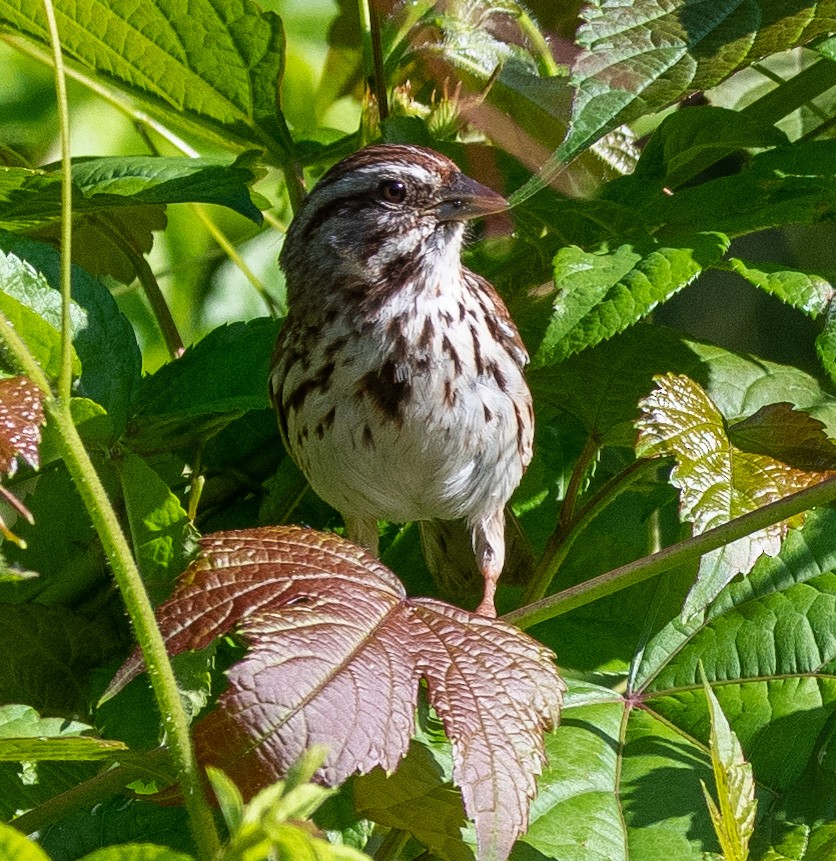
[318,144,459,189]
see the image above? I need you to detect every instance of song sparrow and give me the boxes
[269,144,533,616]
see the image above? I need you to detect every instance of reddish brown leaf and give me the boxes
[110,526,564,861]
[0,376,44,475]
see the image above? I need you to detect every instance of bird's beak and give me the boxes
[435,172,508,222]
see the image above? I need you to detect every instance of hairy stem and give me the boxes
[504,475,836,630]
[51,408,220,857]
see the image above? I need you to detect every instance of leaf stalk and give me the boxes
[505,475,836,629]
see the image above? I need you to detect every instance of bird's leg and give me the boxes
[472,508,506,617]
[344,514,380,557]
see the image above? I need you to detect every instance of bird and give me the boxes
[269,143,533,615]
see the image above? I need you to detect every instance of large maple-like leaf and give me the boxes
[110,526,565,861]
[636,374,836,619]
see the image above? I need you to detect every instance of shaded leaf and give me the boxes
[117,451,198,604]
[611,140,836,240]
[564,0,836,160]
[817,298,836,387]
[531,234,728,367]
[127,317,281,454]
[701,675,757,861]
[111,527,564,861]
[728,403,836,472]
[0,0,293,156]
[636,374,836,619]
[38,795,194,860]
[0,603,122,715]
[355,720,474,861]
[632,105,789,190]
[0,375,44,475]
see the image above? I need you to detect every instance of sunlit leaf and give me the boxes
[564,0,836,160]
[636,374,836,619]
[0,820,50,861]
[530,234,728,367]
[700,675,757,861]
[0,156,263,231]
[728,258,835,318]
[0,0,293,156]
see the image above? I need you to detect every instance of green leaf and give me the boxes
[563,0,836,160]
[636,374,836,619]
[127,317,281,453]
[728,258,834,318]
[38,795,195,859]
[0,820,50,861]
[117,451,198,603]
[701,673,757,861]
[613,140,836,239]
[528,507,836,859]
[518,684,627,861]
[0,703,124,763]
[633,106,789,190]
[79,847,195,861]
[0,604,121,715]
[0,703,91,738]
[0,0,293,157]
[0,737,127,762]
[206,766,244,834]
[0,232,141,432]
[530,234,729,367]
[817,300,836,388]
[0,155,264,231]
[355,740,473,861]
[0,247,81,379]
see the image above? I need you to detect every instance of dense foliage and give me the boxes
[2,1,836,859]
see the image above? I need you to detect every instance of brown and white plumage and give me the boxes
[269,144,533,615]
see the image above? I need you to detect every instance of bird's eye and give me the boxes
[378,179,407,204]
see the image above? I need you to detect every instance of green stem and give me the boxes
[516,7,559,76]
[504,475,836,630]
[522,456,659,605]
[0,325,220,855]
[359,0,388,118]
[47,407,221,858]
[90,216,185,358]
[41,0,73,406]
[193,203,283,317]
